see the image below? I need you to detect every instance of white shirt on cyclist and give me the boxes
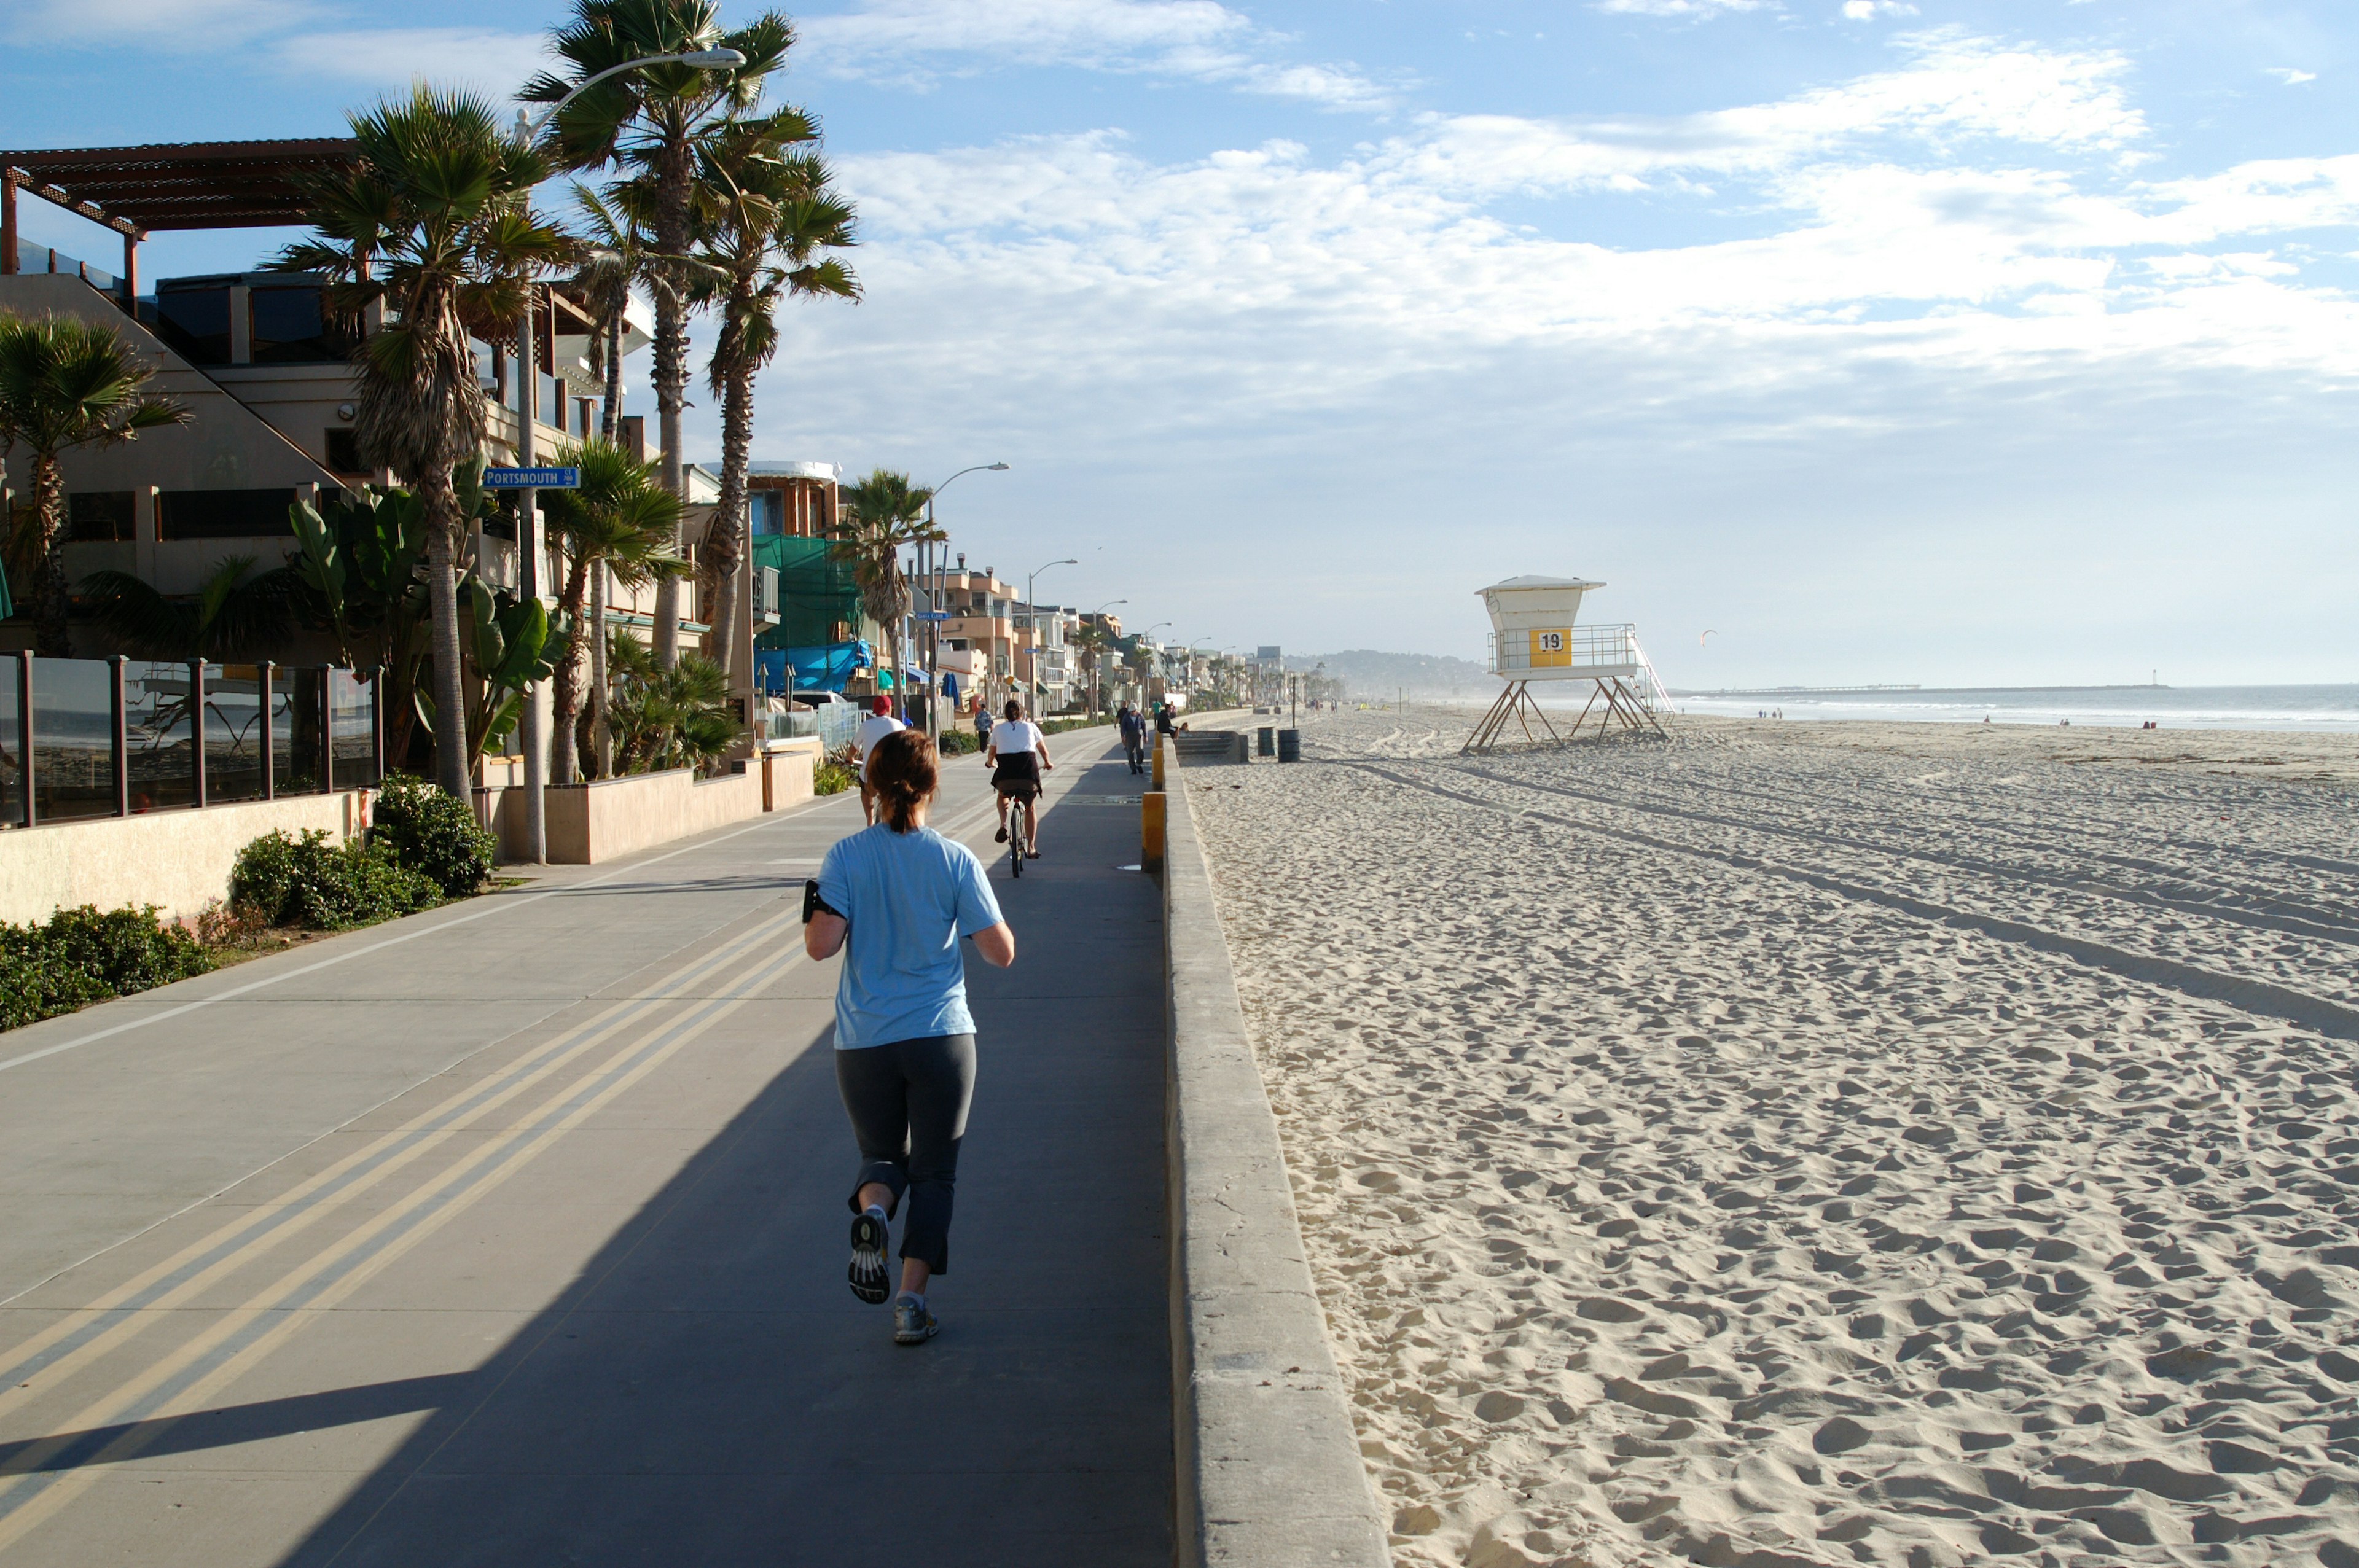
[989,719,1044,756]
[855,714,905,780]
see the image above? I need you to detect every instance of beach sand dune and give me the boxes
[1193,711,2359,1567]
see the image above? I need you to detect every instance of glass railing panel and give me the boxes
[273,668,327,796]
[329,669,377,787]
[0,658,21,827]
[31,657,116,822]
[205,665,267,803]
[122,661,197,813]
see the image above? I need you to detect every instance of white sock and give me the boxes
[864,1204,887,1222]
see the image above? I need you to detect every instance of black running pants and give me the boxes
[836,1033,977,1274]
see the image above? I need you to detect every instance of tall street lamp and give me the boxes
[505,45,744,865]
[1024,557,1076,712]
[918,462,1007,737]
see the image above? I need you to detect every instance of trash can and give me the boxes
[1277,728,1301,763]
[1257,727,1275,757]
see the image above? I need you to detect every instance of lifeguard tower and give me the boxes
[1465,576,1671,753]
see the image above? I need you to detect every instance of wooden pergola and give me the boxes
[0,139,358,305]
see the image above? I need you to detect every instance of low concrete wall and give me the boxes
[0,791,371,927]
[478,739,821,865]
[1163,774,1391,1566]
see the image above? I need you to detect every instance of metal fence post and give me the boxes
[259,661,275,802]
[17,652,35,827]
[111,656,129,817]
[370,665,385,784]
[320,668,335,794]
[189,660,208,808]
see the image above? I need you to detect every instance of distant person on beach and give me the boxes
[1118,703,1147,774]
[854,696,906,827]
[1155,703,1176,737]
[985,698,1052,856]
[807,729,1015,1345]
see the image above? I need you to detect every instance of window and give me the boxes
[157,488,299,540]
[325,429,366,475]
[154,284,232,364]
[250,286,355,364]
[67,491,138,542]
[749,491,784,537]
[947,639,968,652]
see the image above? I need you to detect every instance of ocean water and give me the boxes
[1657,684,2359,733]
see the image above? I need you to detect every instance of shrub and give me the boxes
[371,774,496,897]
[935,727,980,756]
[1,905,213,1031]
[230,829,442,930]
[813,760,856,795]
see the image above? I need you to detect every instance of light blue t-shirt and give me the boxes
[816,824,1004,1049]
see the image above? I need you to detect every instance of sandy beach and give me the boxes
[1191,709,2359,1567]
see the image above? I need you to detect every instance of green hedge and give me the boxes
[229,830,442,930]
[371,774,496,897]
[1,906,214,1031]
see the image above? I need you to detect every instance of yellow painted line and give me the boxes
[0,905,801,1420]
[0,950,800,1548]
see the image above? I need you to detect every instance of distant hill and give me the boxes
[1286,649,1490,700]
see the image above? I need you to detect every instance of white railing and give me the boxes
[1485,623,1640,677]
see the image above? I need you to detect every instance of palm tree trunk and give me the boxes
[29,454,71,658]
[650,136,692,673]
[703,301,754,687]
[551,546,593,784]
[590,565,612,778]
[423,495,471,801]
[600,313,623,443]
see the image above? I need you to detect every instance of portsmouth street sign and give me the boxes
[483,466,581,490]
[913,611,952,622]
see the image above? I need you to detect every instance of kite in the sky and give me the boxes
[1699,630,1717,647]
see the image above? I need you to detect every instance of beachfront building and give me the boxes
[0,140,679,668]
[934,566,1020,714]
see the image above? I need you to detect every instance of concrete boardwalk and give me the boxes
[0,730,1169,1566]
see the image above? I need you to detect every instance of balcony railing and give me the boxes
[1485,623,1641,678]
[1,653,382,830]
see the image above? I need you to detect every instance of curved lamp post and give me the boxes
[505,45,746,864]
[1024,556,1076,710]
[916,462,1008,736]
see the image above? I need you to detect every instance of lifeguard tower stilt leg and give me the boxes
[1463,681,1562,755]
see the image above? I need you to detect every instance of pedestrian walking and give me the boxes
[853,695,906,827]
[1118,702,1146,775]
[806,729,1017,1344]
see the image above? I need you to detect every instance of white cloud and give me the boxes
[1595,0,1773,16]
[799,0,1398,107]
[269,28,552,95]
[1841,1,1918,20]
[2269,68,2318,85]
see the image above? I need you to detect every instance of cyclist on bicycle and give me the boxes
[985,698,1051,858]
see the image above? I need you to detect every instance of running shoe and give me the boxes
[848,1212,891,1305]
[893,1295,940,1344]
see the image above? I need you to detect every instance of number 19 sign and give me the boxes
[1528,628,1571,668]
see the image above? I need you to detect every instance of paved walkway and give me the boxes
[0,730,1170,1566]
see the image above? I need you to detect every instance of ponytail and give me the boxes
[866,728,939,833]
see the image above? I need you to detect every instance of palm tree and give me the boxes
[527,0,797,669]
[688,120,857,684]
[0,312,189,657]
[1071,622,1109,717]
[567,181,658,443]
[80,556,298,660]
[603,633,740,774]
[831,470,941,708]
[276,86,575,798]
[537,437,686,781]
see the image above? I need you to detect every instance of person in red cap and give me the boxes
[854,695,907,825]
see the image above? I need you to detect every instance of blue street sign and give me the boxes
[483,466,580,490]
[913,611,952,622]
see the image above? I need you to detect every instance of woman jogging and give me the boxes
[984,698,1052,857]
[805,729,1016,1344]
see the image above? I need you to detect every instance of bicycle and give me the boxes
[1007,791,1033,878]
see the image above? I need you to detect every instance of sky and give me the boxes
[6,0,2358,687]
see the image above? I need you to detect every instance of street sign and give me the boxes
[483,466,581,490]
[914,611,952,622]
